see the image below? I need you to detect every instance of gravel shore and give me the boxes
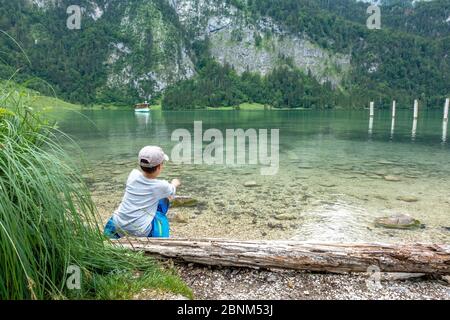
[173,264,449,300]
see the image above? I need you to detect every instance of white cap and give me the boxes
[138,146,169,168]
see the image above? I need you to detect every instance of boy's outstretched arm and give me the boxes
[168,179,181,200]
[171,179,181,188]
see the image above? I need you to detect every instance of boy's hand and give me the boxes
[171,179,181,188]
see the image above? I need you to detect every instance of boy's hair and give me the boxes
[140,159,160,174]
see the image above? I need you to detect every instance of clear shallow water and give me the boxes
[57,109,450,243]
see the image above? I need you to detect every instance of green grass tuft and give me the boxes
[0,83,192,300]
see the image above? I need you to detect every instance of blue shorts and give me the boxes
[103,217,121,239]
[103,198,170,239]
[149,198,170,238]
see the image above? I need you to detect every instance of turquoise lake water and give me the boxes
[57,109,450,242]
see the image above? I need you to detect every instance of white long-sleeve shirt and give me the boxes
[112,169,176,237]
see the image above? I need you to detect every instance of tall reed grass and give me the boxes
[0,83,191,299]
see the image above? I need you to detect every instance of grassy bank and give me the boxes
[206,103,311,111]
[0,83,192,300]
[0,81,132,112]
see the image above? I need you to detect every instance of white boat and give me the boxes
[135,101,150,113]
[135,107,150,113]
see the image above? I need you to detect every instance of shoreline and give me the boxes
[133,262,450,300]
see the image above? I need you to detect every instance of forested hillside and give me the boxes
[0,0,449,109]
[0,0,192,105]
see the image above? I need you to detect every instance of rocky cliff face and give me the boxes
[170,0,351,89]
[103,0,351,97]
[103,1,195,100]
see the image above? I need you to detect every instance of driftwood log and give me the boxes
[113,238,450,274]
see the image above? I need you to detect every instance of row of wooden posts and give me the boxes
[369,98,449,120]
[368,98,450,142]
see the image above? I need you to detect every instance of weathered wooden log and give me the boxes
[113,238,450,274]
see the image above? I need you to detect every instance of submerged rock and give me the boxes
[267,221,284,229]
[170,212,190,223]
[374,170,388,176]
[244,181,260,188]
[396,196,419,203]
[374,214,421,230]
[171,196,199,208]
[92,182,110,189]
[383,175,402,182]
[377,160,397,166]
[81,174,95,185]
[274,213,297,221]
[319,183,337,188]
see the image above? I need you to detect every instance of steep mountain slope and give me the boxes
[170,0,351,88]
[0,0,448,108]
[333,0,450,38]
[100,0,195,102]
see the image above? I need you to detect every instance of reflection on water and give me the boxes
[443,121,448,144]
[57,109,450,243]
[390,118,395,140]
[412,118,418,142]
[135,112,151,127]
[368,117,373,138]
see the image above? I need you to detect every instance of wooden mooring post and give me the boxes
[390,100,396,138]
[444,98,449,122]
[392,100,396,119]
[413,99,419,119]
[412,100,419,140]
[368,101,374,136]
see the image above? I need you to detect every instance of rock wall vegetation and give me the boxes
[0,0,448,109]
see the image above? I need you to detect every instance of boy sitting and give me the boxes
[104,146,181,239]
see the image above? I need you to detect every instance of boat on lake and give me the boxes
[135,101,150,113]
